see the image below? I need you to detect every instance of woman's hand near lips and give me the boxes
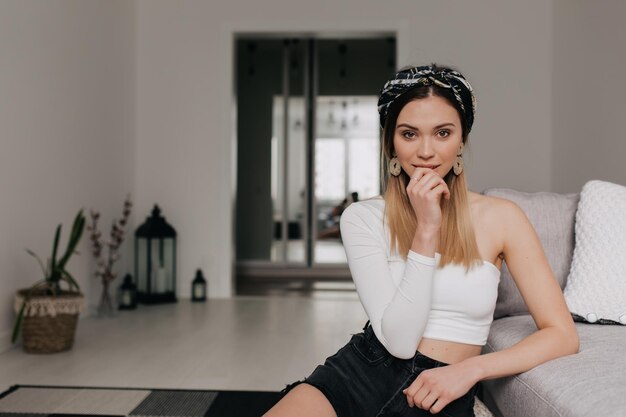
[406,167,450,233]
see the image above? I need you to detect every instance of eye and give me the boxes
[437,130,451,138]
[401,130,416,139]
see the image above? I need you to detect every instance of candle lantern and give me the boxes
[191,269,207,302]
[118,273,138,310]
[134,205,177,304]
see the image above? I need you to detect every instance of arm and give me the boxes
[403,198,580,414]
[463,200,580,381]
[340,202,439,359]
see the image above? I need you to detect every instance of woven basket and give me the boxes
[14,289,85,354]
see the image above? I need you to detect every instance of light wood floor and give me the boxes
[0,289,366,395]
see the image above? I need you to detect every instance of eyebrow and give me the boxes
[396,123,455,130]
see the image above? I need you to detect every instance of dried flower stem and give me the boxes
[87,195,132,287]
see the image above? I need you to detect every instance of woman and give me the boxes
[264,64,579,417]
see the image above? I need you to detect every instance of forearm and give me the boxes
[378,228,439,358]
[463,326,580,382]
[379,250,435,358]
[340,205,441,360]
[410,226,439,258]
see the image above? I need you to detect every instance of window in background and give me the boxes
[315,96,380,204]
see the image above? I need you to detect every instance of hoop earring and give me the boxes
[453,142,465,175]
[389,157,402,177]
[453,155,464,175]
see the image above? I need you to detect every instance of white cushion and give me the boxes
[563,180,626,325]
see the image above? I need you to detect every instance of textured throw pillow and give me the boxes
[563,180,626,325]
[482,188,579,319]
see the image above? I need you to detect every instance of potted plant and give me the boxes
[12,209,86,353]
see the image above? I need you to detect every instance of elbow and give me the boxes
[377,330,417,360]
[389,346,415,360]
[378,319,427,360]
[560,326,580,355]
[568,324,580,354]
[383,337,419,360]
[387,345,416,360]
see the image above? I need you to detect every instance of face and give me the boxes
[392,95,464,178]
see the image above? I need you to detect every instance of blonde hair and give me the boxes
[381,76,483,273]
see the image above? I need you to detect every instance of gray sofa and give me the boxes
[478,188,626,417]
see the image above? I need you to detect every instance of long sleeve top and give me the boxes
[339,197,439,359]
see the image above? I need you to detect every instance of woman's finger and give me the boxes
[420,390,440,411]
[411,166,437,178]
[410,388,429,410]
[403,378,424,407]
[429,397,451,414]
[409,173,443,197]
[408,170,436,188]
[412,167,435,178]
[406,173,431,197]
[428,182,450,201]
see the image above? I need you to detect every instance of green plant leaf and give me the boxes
[51,224,61,274]
[30,279,48,290]
[58,210,85,270]
[25,249,47,277]
[61,269,81,292]
[26,279,51,297]
[11,300,27,344]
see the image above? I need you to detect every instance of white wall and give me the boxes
[0,0,135,352]
[552,0,626,192]
[3,0,625,351]
[134,0,553,299]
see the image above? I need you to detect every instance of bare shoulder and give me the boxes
[468,192,523,261]
[469,191,521,220]
[483,194,540,258]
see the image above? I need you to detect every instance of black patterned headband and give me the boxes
[377,65,476,133]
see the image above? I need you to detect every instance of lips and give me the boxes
[413,165,439,170]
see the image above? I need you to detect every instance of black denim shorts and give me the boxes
[280,320,479,417]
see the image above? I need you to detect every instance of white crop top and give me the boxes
[340,197,501,359]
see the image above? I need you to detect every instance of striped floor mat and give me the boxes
[0,385,282,417]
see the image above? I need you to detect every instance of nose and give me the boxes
[416,136,435,159]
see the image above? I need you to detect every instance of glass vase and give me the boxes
[96,281,117,318]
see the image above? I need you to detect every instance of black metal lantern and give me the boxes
[191,269,207,302]
[134,205,177,304]
[118,273,138,310]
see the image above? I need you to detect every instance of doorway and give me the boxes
[234,35,396,294]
